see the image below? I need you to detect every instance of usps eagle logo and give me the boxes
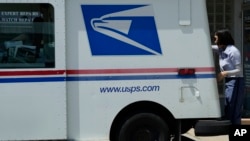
[81,5,162,55]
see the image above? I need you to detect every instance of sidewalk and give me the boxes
[182,128,229,141]
[182,119,250,141]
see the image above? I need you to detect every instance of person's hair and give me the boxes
[215,28,234,46]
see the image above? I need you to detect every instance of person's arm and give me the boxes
[212,45,218,49]
[224,64,241,76]
[212,45,219,53]
[217,64,241,81]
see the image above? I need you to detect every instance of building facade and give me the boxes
[207,0,250,118]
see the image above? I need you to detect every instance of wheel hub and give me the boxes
[133,128,157,141]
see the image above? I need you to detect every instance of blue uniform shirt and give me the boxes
[212,45,243,77]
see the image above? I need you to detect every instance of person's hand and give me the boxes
[217,71,227,82]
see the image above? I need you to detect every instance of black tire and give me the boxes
[181,119,196,133]
[116,113,170,141]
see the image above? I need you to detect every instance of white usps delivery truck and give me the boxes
[0,0,228,141]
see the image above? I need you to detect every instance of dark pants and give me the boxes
[224,77,245,125]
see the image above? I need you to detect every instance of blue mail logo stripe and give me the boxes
[81,5,162,55]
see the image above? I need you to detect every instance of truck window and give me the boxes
[0,3,55,68]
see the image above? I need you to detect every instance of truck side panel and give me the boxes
[66,0,220,140]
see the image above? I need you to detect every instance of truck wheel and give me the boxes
[181,119,196,133]
[117,113,170,141]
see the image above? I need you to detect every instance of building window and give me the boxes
[206,0,233,95]
[207,0,233,34]
[0,3,55,68]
